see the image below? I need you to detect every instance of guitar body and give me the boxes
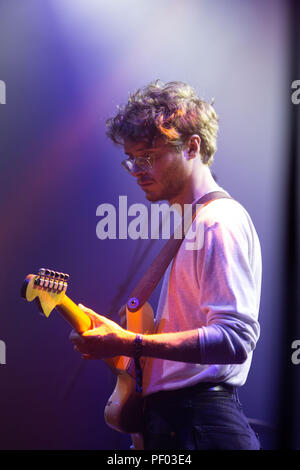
[21,269,153,450]
[104,301,154,449]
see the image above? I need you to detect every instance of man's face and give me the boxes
[123,139,189,203]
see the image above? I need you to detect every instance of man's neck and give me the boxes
[168,165,220,210]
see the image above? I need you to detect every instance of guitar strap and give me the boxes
[127,190,233,313]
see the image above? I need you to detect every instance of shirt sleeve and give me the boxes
[197,213,261,364]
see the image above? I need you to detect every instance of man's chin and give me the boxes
[144,192,160,202]
[144,192,170,203]
[141,185,170,202]
[141,188,161,202]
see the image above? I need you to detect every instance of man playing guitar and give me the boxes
[69,80,262,450]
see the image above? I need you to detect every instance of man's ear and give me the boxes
[186,135,201,160]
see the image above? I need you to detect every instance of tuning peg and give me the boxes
[62,273,69,292]
[34,268,69,293]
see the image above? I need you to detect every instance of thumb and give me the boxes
[78,304,103,322]
[78,303,89,311]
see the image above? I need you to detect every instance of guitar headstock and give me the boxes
[21,268,69,318]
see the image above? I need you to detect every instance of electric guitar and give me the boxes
[21,268,154,448]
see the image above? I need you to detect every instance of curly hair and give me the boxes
[106,80,219,165]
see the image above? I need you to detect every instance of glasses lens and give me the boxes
[121,160,133,173]
[121,157,150,173]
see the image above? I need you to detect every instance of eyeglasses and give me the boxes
[121,154,153,174]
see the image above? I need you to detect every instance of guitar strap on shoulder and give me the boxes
[127,190,233,313]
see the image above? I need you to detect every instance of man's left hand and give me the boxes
[69,304,134,359]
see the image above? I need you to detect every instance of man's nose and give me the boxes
[130,167,147,178]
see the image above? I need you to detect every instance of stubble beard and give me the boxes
[144,163,186,204]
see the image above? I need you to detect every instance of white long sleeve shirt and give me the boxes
[142,195,262,396]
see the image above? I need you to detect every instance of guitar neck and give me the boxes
[22,271,128,372]
[56,295,93,333]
